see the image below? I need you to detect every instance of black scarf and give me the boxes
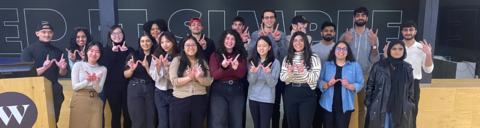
[386,40,407,125]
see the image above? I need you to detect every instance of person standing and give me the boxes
[179,17,216,61]
[66,27,92,69]
[21,22,67,127]
[286,15,312,48]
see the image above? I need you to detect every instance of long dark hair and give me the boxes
[286,31,313,70]
[177,36,208,77]
[153,31,179,60]
[327,41,356,62]
[215,29,248,62]
[68,28,92,60]
[106,25,126,48]
[131,33,157,61]
[83,41,104,66]
[248,36,275,67]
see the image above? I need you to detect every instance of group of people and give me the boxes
[21,6,434,128]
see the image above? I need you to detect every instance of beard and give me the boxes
[355,20,367,26]
[403,35,415,41]
[322,35,333,41]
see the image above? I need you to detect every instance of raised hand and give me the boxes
[137,55,149,69]
[418,39,432,55]
[368,29,378,46]
[194,65,203,78]
[199,35,207,49]
[295,60,305,74]
[344,28,355,43]
[231,54,241,70]
[152,55,161,69]
[43,54,55,69]
[186,66,195,79]
[258,24,267,37]
[250,61,260,73]
[383,41,390,58]
[85,71,93,82]
[161,54,169,68]
[127,56,139,71]
[241,27,249,42]
[221,54,231,68]
[112,42,119,52]
[261,62,272,73]
[327,74,340,87]
[120,41,128,51]
[54,54,67,70]
[66,48,78,62]
[93,72,103,83]
[342,76,355,91]
[78,46,86,61]
[286,63,294,74]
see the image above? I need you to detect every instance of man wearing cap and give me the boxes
[179,17,216,61]
[286,15,313,48]
[21,22,67,127]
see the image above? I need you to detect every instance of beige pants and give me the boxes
[69,89,103,128]
[356,75,369,128]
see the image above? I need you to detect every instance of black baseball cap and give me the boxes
[291,15,311,24]
[36,21,54,31]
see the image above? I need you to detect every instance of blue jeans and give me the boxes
[208,81,245,128]
[155,88,173,128]
[385,113,394,128]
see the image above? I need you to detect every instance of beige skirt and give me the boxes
[69,89,103,128]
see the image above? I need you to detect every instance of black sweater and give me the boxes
[21,41,64,84]
[103,43,134,87]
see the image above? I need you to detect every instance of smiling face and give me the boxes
[335,43,348,60]
[224,34,235,51]
[87,45,101,63]
[354,12,368,26]
[150,23,161,38]
[256,39,271,57]
[110,28,123,43]
[160,35,173,53]
[292,35,305,52]
[402,27,417,41]
[189,22,203,34]
[36,26,54,42]
[139,36,153,51]
[76,31,87,47]
[262,12,276,28]
[232,21,244,34]
[184,39,197,57]
[390,44,405,59]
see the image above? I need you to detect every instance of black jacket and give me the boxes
[364,59,415,128]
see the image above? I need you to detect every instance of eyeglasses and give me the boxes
[263,16,275,20]
[112,32,123,36]
[185,44,197,48]
[335,47,348,51]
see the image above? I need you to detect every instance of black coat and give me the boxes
[364,59,415,128]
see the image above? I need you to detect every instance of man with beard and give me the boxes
[338,7,380,128]
[179,17,216,61]
[286,15,312,48]
[383,20,434,128]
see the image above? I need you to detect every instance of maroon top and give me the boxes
[209,52,247,81]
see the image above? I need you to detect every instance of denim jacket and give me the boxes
[317,61,364,113]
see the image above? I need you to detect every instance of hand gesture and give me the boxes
[383,41,390,58]
[261,62,272,73]
[54,54,67,70]
[418,39,432,55]
[199,35,207,49]
[186,66,195,79]
[85,71,93,82]
[286,63,294,74]
[93,72,103,83]
[137,55,149,69]
[272,24,281,41]
[221,54,231,68]
[43,55,55,69]
[258,24,267,37]
[241,27,249,42]
[328,75,340,86]
[231,54,241,70]
[161,54,169,68]
[112,42,119,52]
[194,65,203,78]
[152,55,162,69]
[250,61,260,73]
[78,46,86,61]
[342,76,355,91]
[127,56,139,71]
[368,29,378,46]
[344,28,355,43]
[66,48,78,62]
[119,41,128,51]
[294,60,305,74]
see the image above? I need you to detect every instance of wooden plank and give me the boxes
[473,111,480,128]
[419,88,456,111]
[417,111,472,128]
[455,89,480,111]
[430,79,480,87]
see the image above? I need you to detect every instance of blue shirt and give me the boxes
[247,59,280,103]
[317,61,364,113]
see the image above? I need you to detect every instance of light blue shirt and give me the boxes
[247,59,280,103]
[317,61,364,113]
[68,52,82,70]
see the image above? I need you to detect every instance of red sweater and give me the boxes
[209,52,247,81]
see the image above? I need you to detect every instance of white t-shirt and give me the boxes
[404,41,434,80]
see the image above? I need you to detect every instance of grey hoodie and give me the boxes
[339,27,380,75]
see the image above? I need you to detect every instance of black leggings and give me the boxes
[322,108,353,128]
[249,100,273,128]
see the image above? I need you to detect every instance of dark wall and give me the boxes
[0,0,419,58]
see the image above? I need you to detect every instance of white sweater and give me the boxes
[71,62,107,93]
[149,58,173,90]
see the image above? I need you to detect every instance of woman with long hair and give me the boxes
[365,40,415,128]
[123,33,157,128]
[149,31,179,128]
[317,41,364,128]
[247,36,280,128]
[169,36,212,128]
[280,31,321,128]
[66,27,93,69]
[69,41,107,128]
[103,25,133,128]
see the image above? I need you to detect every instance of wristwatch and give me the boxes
[372,46,377,49]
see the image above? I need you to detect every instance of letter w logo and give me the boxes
[0,104,30,126]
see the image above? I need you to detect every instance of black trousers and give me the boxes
[413,79,420,128]
[127,79,157,128]
[249,100,273,128]
[283,84,317,128]
[272,79,288,128]
[105,82,132,128]
[170,95,208,128]
[322,108,353,128]
[312,88,323,128]
[241,74,249,128]
[52,83,65,127]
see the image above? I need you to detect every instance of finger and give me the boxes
[346,28,349,34]
[97,72,103,76]
[244,26,249,34]
[266,62,272,68]
[275,23,279,32]
[123,41,126,46]
[152,55,158,60]
[164,54,169,60]
[187,33,190,37]
[375,29,378,35]
[74,50,79,56]
[83,45,86,52]
[46,54,50,60]
[250,61,256,67]
[60,54,64,60]
[344,76,347,80]
[301,60,304,66]
[234,54,240,61]
[202,34,205,41]
[65,48,73,54]
[144,54,147,61]
[261,24,264,31]
[131,56,134,61]
[187,66,191,71]
[332,74,335,79]
[137,60,144,65]
[222,54,227,61]
[112,42,115,47]
[85,71,91,76]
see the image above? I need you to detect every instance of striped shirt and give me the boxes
[280,51,322,90]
